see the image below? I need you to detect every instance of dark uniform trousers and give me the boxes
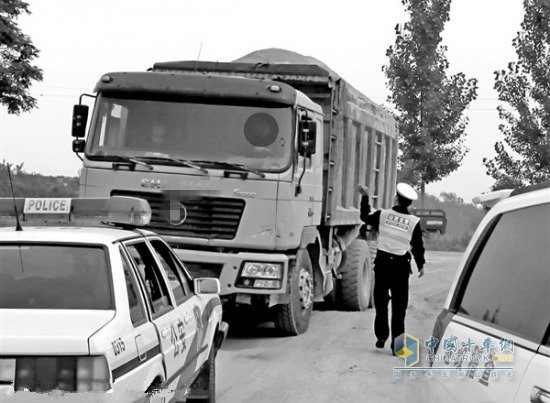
[373,251,411,347]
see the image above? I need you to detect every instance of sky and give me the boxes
[0,0,524,203]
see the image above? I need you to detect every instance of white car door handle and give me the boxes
[161,327,171,339]
[184,315,192,324]
[532,387,550,403]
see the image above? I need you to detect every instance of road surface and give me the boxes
[217,251,463,403]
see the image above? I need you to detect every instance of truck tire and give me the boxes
[273,251,313,336]
[338,239,372,311]
[186,347,216,403]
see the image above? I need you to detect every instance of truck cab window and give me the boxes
[91,101,129,150]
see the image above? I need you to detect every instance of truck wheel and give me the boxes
[338,239,372,311]
[273,251,313,336]
[186,347,216,403]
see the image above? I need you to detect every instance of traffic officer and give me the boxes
[358,183,425,353]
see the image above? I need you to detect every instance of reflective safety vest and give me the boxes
[377,209,420,256]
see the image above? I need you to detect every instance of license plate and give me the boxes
[24,198,71,214]
[426,220,442,225]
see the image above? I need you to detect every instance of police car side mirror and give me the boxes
[194,278,220,295]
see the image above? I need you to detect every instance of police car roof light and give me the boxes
[472,189,513,209]
[0,196,151,227]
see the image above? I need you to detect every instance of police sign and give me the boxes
[24,198,72,214]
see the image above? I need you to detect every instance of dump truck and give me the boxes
[408,208,447,234]
[71,49,399,335]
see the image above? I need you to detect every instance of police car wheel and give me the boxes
[338,239,372,311]
[273,251,313,336]
[187,346,216,402]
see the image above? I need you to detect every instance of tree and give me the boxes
[0,0,43,114]
[384,0,478,205]
[483,0,550,189]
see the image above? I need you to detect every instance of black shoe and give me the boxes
[375,339,386,348]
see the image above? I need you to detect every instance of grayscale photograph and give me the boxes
[0,0,549,402]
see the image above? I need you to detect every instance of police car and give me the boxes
[0,196,228,402]
[428,182,549,402]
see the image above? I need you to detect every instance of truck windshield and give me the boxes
[0,244,113,310]
[86,95,294,172]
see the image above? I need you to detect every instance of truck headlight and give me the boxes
[237,262,284,289]
[241,262,283,279]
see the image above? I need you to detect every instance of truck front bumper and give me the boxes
[172,249,289,296]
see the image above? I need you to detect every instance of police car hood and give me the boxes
[0,310,115,355]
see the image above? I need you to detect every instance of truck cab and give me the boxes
[72,52,399,336]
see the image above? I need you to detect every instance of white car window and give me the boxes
[149,239,191,305]
[458,203,550,343]
[0,244,112,310]
[125,242,173,318]
[120,248,148,326]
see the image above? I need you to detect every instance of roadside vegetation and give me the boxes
[0,162,79,198]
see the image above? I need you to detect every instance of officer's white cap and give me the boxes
[396,183,418,201]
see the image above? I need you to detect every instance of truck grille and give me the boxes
[112,191,245,240]
[181,262,224,279]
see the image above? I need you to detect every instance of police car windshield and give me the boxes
[0,244,113,310]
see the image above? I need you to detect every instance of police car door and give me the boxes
[123,240,186,388]
[146,238,206,387]
[433,203,549,402]
[111,247,160,392]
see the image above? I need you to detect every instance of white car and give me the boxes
[0,197,228,402]
[428,182,550,402]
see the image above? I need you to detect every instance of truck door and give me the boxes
[311,115,324,222]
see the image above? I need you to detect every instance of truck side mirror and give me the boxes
[298,120,317,156]
[72,104,89,138]
[72,139,86,153]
